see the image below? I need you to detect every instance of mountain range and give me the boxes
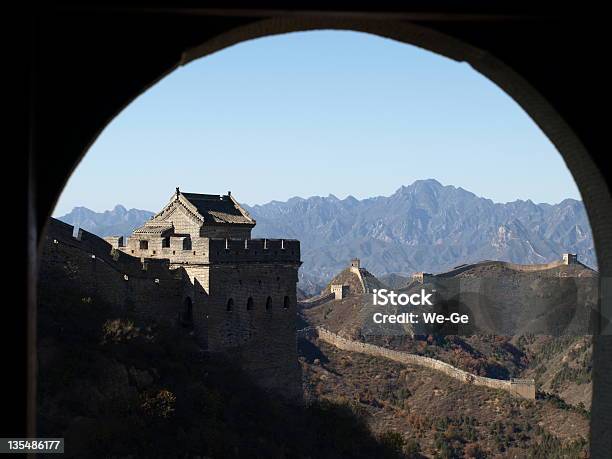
[57,179,596,294]
[57,204,155,239]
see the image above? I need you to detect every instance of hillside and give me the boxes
[304,258,597,338]
[301,258,596,419]
[300,336,590,458]
[517,335,593,410]
[37,282,406,458]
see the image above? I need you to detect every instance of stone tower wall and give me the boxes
[204,261,301,398]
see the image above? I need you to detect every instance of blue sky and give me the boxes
[54,30,580,216]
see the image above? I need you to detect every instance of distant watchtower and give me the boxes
[350,258,361,269]
[331,284,349,300]
[562,253,578,265]
[412,272,432,284]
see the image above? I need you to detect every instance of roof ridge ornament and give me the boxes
[175,187,180,199]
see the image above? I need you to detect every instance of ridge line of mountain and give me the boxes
[57,179,595,295]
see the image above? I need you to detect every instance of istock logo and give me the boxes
[372,288,434,306]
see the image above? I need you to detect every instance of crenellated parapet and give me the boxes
[206,238,301,264]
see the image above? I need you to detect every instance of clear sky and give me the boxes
[54,30,581,216]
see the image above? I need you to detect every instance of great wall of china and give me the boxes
[430,254,584,279]
[298,326,536,400]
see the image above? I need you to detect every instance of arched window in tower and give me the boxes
[283,296,290,309]
[266,296,272,310]
[226,298,234,312]
[247,297,254,311]
[181,297,193,327]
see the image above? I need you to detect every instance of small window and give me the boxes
[226,298,234,312]
[181,297,193,327]
[162,237,170,248]
[266,296,272,310]
[152,250,156,255]
[139,240,148,250]
[283,296,290,309]
[247,297,254,311]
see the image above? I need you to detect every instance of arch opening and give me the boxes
[38,17,612,457]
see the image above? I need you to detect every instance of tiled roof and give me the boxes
[133,221,174,235]
[181,192,255,225]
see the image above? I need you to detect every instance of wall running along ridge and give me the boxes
[437,259,583,278]
[298,326,536,399]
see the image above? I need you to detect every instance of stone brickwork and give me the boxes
[40,189,303,400]
[330,284,348,300]
[301,326,536,400]
[39,219,186,326]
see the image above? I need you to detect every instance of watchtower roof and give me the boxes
[133,221,174,235]
[179,191,255,225]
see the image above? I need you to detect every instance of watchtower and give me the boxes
[562,253,578,265]
[110,188,303,399]
[331,284,349,300]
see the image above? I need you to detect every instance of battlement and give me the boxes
[44,218,179,279]
[207,238,301,264]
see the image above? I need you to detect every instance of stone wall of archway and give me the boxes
[29,9,611,455]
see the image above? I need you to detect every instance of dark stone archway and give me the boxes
[24,6,612,456]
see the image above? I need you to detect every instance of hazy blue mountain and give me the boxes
[58,180,596,294]
[244,179,596,292]
[58,205,154,238]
